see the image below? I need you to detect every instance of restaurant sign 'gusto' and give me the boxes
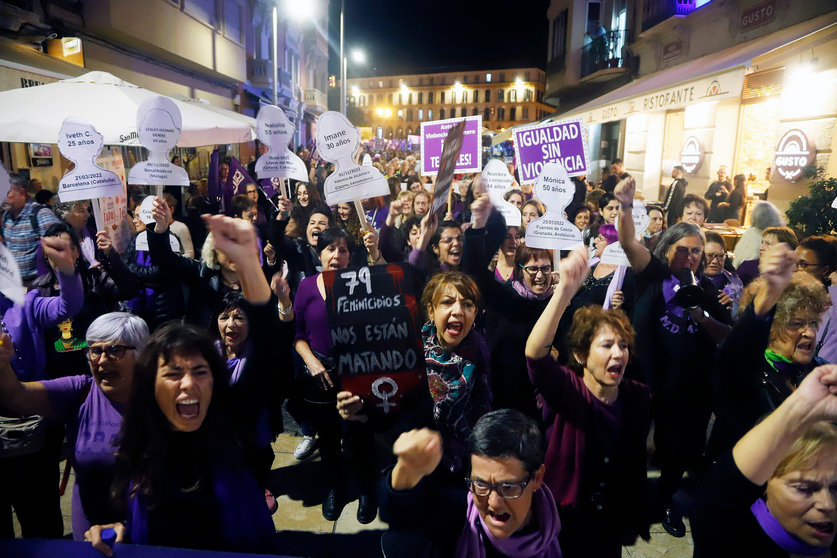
[774,129,816,182]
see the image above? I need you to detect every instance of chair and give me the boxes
[724,218,741,227]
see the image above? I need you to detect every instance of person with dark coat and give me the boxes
[662,166,688,228]
[600,159,629,194]
[614,177,732,538]
[704,166,731,223]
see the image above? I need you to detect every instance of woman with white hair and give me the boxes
[732,201,784,268]
[0,312,149,540]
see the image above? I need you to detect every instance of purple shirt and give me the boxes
[293,274,331,355]
[44,374,124,540]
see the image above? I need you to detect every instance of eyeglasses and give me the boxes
[796,260,824,271]
[519,264,553,276]
[85,345,136,362]
[705,252,726,262]
[439,234,464,244]
[465,473,534,499]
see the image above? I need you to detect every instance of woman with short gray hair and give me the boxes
[0,311,149,540]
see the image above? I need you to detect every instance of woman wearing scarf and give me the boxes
[379,409,562,558]
[692,363,837,557]
[420,271,492,475]
[525,247,651,557]
[708,243,830,459]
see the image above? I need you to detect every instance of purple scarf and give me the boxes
[750,498,827,556]
[455,485,562,558]
[511,279,553,301]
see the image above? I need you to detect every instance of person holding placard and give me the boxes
[525,247,651,557]
[292,226,380,523]
[613,177,732,538]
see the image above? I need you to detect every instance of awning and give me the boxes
[492,114,555,146]
[558,13,837,125]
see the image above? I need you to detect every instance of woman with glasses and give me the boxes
[734,226,798,287]
[378,409,562,558]
[708,243,830,458]
[613,178,732,538]
[796,236,837,363]
[0,312,148,541]
[700,231,744,314]
[526,247,651,557]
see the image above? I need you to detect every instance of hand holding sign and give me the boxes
[254,105,308,183]
[481,158,521,227]
[57,117,123,202]
[316,111,389,205]
[524,162,583,250]
[128,97,189,187]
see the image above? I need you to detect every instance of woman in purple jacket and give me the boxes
[525,247,651,558]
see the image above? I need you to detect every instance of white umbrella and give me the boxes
[0,71,255,146]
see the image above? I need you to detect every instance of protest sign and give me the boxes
[524,162,583,250]
[0,240,24,305]
[513,118,589,183]
[600,241,631,266]
[430,120,466,217]
[138,195,156,225]
[134,230,182,252]
[128,97,189,186]
[362,153,372,166]
[96,148,131,254]
[316,111,389,205]
[222,158,256,215]
[260,176,282,199]
[420,116,481,175]
[631,199,650,240]
[57,117,123,202]
[254,105,308,183]
[481,158,521,227]
[324,263,425,417]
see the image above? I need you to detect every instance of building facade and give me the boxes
[0,0,328,186]
[346,68,555,140]
[545,0,837,214]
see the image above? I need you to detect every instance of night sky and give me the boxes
[326,0,551,77]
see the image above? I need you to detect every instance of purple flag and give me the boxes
[260,177,280,198]
[222,157,257,216]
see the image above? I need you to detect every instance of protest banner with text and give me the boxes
[513,118,589,184]
[420,115,481,176]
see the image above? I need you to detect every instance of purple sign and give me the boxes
[512,118,589,183]
[420,116,482,175]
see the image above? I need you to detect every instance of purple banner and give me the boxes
[223,157,256,216]
[420,116,481,175]
[512,118,589,183]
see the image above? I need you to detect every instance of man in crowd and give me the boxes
[600,158,630,193]
[704,166,731,223]
[0,173,59,284]
[663,165,688,227]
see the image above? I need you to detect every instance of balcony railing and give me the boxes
[247,58,272,89]
[304,88,327,110]
[642,0,697,32]
[580,29,628,78]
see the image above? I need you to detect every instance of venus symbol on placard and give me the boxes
[372,377,399,414]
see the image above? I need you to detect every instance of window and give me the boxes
[429,77,434,85]
[523,107,529,119]
[509,89,517,102]
[525,71,530,81]
[428,91,434,103]
[184,0,216,26]
[498,107,505,120]
[486,73,492,83]
[510,107,516,121]
[223,0,243,43]
[440,77,446,85]
[408,93,413,104]
[499,73,505,82]
[497,89,504,102]
[397,93,402,105]
[388,93,393,103]
[473,90,479,103]
[407,109,413,121]
[419,77,424,86]
[440,91,445,103]
[473,74,480,84]
[418,109,423,121]
[524,88,532,102]
[389,79,394,87]
[378,80,383,88]
[483,108,490,121]
[551,10,568,62]
[472,108,478,116]
[485,89,491,102]
[451,92,456,104]
[428,109,433,120]
[418,92,423,104]
[459,108,466,117]
[397,109,404,121]
[439,109,445,119]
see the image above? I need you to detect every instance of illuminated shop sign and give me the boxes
[680,136,704,174]
[774,129,815,182]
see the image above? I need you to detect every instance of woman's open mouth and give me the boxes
[796,340,814,354]
[176,399,200,420]
[486,511,511,527]
[807,520,835,540]
[607,364,623,378]
[445,321,464,338]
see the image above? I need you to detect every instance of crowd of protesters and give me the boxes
[0,145,835,558]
